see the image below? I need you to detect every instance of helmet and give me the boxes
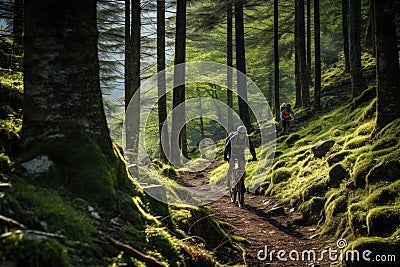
[286,103,291,108]
[237,125,247,134]
[281,103,287,108]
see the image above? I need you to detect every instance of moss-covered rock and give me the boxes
[311,140,335,158]
[366,160,400,185]
[343,237,399,267]
[328,164,349,188]
[327,151,351,166]
[366,206,400,237]
[0,232,67,267]
[294,196,326,225]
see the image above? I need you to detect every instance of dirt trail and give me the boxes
[179,161,337,267]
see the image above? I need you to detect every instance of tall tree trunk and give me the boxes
[125,0,141,163]
[306,0,312,87]
[374,0,400,131]
[23,0,121,203]
[364,0,375,53]
[349,0,366,98]
[274,0,280,122]
[314,0,321,109]
[297,0,310,107]
[124,0,131,111]
[12,0,23,47]
[342,0,350,73]
[171,0,187,164]
[235,0,251,130]
[226,0,234,133]
[157,0,169,163]
[294,2,303,108]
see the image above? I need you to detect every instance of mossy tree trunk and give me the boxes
[22,0,131,206]
[235,0,252,130]
[374,0,400,131]
[349,0,366,98]
[23,0,112,152]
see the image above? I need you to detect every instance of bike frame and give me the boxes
[229,159,246,208]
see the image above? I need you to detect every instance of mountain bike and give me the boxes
[228,159,246,208]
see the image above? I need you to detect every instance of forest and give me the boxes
[0,0,399,266]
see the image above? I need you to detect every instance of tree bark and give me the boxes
[349,0,366,98]
[314,0,321,109]
[374,0,400,131]
[297,0,310,107]
[171,0,187,164]
[23,0,112,152]
[12,0,23,46]
[342,0,350,73]
[157,0,169,163]
[364,0,375,52]
[274,0,280,122]
[124,0,131,111]
[294,1,303,108]
[306,0,312,87]
[235,0,252,130]
[226,0,234,133]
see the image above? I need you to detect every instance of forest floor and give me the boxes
[179,162,338,267]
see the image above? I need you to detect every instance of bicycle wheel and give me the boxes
[229,186,236,203]
[237,177,245,208]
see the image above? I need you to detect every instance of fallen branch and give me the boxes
[104,236,166,267]
[0,214,26,230]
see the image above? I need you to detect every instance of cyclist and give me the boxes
[223,125,257,190]
[280,103,296,135]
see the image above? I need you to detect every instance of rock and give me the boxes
[327,151,351,166]
[20,155,54,177]
[328,164,349,187]
[311,140,335,158]
[268,206,285,215]
[366,160,400,185]
[87,205,95,212]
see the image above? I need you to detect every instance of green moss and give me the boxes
[343,237,399,267]
[0,232,67,267]
[15,180,96,242]
[0,153,12,172]
[366,206,400,237]
[348,203,369,237]
[272,169,291,184]
[294,196,326,225]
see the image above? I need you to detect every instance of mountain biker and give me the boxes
[280,103,296,135]
[223,125,257,190]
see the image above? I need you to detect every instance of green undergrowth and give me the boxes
[208,87,399,266]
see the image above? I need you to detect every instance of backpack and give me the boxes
[225,131,237,144]
[283,108,292,119]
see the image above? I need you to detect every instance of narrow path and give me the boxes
[179,161,336,267]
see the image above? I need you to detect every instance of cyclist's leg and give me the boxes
[287,120,291,134]
[226,159,234,190]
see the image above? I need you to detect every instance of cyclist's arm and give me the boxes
[248,138,257,160]
[224,139,231,160]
